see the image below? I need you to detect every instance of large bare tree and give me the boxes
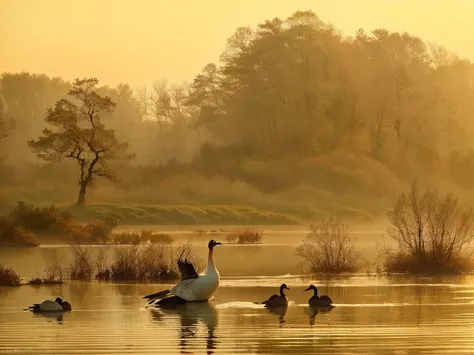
[28,78,135,205]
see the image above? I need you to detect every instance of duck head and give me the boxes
[208,240,222,249]
[279,283,290,295]
[304,285,318,295]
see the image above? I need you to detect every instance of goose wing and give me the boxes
[177,258,199,280]
[262,294,279,305]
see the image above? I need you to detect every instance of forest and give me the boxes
[1,10,474,224]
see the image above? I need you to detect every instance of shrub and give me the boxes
[296,217,358,273]
[8,201,75,236]
[226,228,264,244]
[142,230,175,244]
[0,265,21,286]
[111,231,141,245]
[383,181,474,274]
[68,245,95,280]
[69,215,119,244]
[0,217,39,247]
[109,243,202,281]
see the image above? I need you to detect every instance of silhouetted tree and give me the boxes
[28,78,135,205]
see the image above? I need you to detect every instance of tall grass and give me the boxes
[225,228,264,244]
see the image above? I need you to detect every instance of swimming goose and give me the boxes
[304,284,333,307]
[260,284,290,307]
[144,240,222,305]
[28,297,71,312]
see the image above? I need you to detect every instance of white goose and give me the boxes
[144,240,222,305]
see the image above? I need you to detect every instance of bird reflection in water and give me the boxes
[306,305,334,327]
[33,311,65,323]
[150,301,218,354]
[265,305,288,327]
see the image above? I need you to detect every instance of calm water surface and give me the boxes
[2,228,474,354]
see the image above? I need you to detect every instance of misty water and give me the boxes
[1,228,474,354]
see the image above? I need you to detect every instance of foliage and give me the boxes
[28,262,65,285]
[68,245,95,280]
[0,217,39,247]
[225,228,264,244]
[28,78,135,205]
[0,265,21,286]
[383,181,474,274]
[2,10,474,221]
[296,217,359,273]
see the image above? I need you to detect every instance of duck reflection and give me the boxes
[150,301,218,354]
[306,305,334,327]
[33,311,65,323]
[265,305,288,327]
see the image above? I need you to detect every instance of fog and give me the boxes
[1,3,474,225]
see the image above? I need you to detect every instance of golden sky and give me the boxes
[1,0,474,89]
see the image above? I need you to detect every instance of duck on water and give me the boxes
[304,284,334,307]
[27,297,72,312]
[144,240,222,306]
[259,283,290,307]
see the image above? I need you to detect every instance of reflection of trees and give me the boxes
[149,302,218,354]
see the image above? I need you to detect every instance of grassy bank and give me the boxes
[68,204,301,225]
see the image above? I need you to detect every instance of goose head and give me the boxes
[55,297,63,305]
[208,240,222,249]
[280,283,290,295]
[304,285,318,295]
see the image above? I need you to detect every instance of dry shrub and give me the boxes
[28,262,65,285]
[109,243,203,281]
[68,245,95,280]
[0,217,39,247]
[383,180,474,274]
[70,215,119,244]
[111,231,141,245]
[142,230,175,244]
[225,228,264,244]
[0,264,21,286]
[296,217,358,273]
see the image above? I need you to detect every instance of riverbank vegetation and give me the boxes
[2,11,474,224]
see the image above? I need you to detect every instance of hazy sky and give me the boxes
[2,0,474,89]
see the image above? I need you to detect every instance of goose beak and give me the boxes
[304,287,311,291]
[285,286,291,290]
[215,242,222,246]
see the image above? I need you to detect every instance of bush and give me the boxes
[383,181,474,274]
[108,243,203,281]
[0,265,21,286]
[69,215,119,244]
[8,201,75,236]
[226,228,264,244]
[296,217,358,273]
[0,217,39,247]
[68,245,95,280]
[142,230,175,244]
[111,231,141,245]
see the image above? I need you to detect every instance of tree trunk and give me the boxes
[77,183,87,206]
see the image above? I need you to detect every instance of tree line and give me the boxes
[1,10,474,214]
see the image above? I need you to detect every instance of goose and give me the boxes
[27,297,72,312]
[259,284,290,307]
[304,284,333,307]
[144,240,222,305]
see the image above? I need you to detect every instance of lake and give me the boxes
[2,226,474,354]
